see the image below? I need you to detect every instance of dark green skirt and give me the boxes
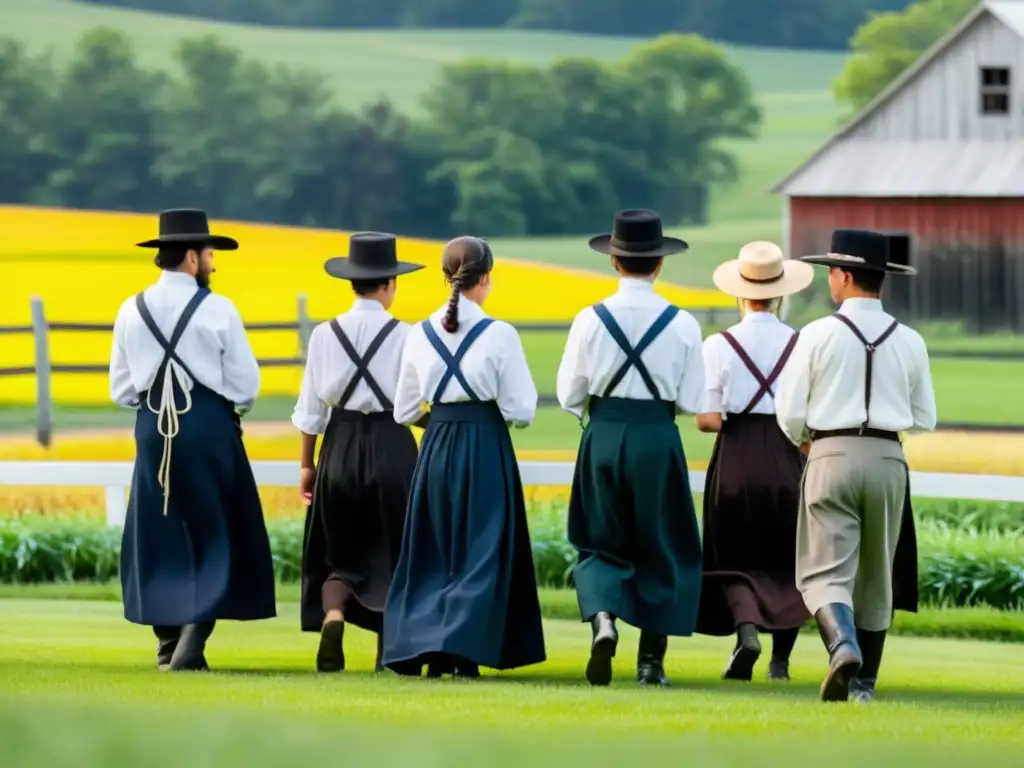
[567,397,702,637]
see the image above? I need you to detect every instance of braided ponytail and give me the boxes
[440,236,494,334]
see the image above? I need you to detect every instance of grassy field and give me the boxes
[0,598,1022,767]
[2,0,846,228]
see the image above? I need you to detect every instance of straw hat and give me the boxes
[712,241,814,300]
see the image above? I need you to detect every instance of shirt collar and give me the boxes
[157,271,197,287]
[617,277,656,294]
[839,297,884,314]
[351,298,386,312]
[435,293,486,321]
[741,311,779,325]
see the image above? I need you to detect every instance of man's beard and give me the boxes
[196,270,211,289]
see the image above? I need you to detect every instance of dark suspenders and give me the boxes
[420,318,494,402]
[328,317,400,410]
[718,330,799,414]
[592,304,679,399]
[135,289,209,394]
[832,313,900,431]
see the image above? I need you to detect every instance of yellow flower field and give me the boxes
[0,206,731,405]
[0,429,1021,520]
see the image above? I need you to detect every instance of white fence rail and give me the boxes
[1,461,1023,526]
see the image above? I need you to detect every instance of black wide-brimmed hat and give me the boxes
[800,229,916,274]
[588,209,689,258]
[136,208,238,250]
[324,232,424,281]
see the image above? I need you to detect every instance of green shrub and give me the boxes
[0,513,1021,610]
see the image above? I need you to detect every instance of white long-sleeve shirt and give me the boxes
[702,312,798,416]
[556,277,705,420]
[109,271,260,409]
[774,297,937,444]
[291,298,410,435]
[393,295,537,428]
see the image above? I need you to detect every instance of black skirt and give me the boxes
[568,397,703,637]
[381,402,546,672]
[300,409,418,633]
[121,381,277,626]
[696,413,809,636]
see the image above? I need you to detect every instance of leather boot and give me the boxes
[316,619,345,672]
[636,631,669,687]
[768,627,799,681]
[849,629,886,703]
[153,626,180,671]
[722,623,761,681]
[585,611,618,686]
[168,621,215,671]
[814,604,862,702]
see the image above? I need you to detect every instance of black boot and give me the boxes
[168,621,215,671]
[768,627,800,681]
[585,611,618,686]
[849,629,886,703]
[153,626,180,671]
[316,619,345,672]
[452,659,481,679]
[722,623,761,681]
[426,653,454,678]
[636,631,669,687]
[814,604,862,702]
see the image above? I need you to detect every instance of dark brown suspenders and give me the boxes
[718,330,799,413]
[832,313,900,432]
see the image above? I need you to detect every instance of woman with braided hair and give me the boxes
[381,236,546,678]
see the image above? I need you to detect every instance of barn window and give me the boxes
[980,67,1010,114]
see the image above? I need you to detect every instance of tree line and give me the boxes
[79,0,909,51]
[0,28,758,238]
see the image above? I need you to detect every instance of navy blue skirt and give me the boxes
[121,381,277,626]
[382,402,546,672]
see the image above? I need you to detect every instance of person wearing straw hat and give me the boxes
[774,229,936,702]
[694,242,813,683]
[292,232,424,674]
[110,209,276,672]
[556,209,705,687]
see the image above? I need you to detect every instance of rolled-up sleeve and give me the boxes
[291,326,330,435]
[496,322,537,428]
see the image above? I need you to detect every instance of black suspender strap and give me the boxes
[134,288,211,516]
[421,318,495,402]
[719,330,799,413]
[328,317,400,410]
[832,313,900,431]
[592,304,679,399]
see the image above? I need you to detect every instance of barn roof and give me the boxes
[773,0,1024,197]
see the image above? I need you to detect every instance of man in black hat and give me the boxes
[292,232,425,673]
[110,208,276,671]
[556,209,705,687]
[774,228,937,702]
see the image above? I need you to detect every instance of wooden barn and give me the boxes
[773,0,1024,332]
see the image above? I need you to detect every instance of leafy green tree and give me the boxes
[0,40,57,204]
[834,0,976,112]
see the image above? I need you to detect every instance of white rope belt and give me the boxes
[144,361,192,516]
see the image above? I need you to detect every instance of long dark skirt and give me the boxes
[568,397,703,637]
[696,414,810,636]
[381,402,546,672]
[121,382,276,626]
[300,409,418,634]
[893,470,919,613]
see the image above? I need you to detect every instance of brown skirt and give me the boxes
[696,413,810,636]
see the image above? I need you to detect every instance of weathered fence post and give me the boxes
[297,294,312,360]
[30,297,53,448]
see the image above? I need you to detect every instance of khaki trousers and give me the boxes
[796,436,908,632]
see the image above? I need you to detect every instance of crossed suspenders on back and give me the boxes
[831,313,900,433]
[718,330,799,414]
[134,288,211,517]
[420,318,495,402]
[327,317,400,411]
[591,303,679,399]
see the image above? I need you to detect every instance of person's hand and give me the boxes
[799,441,811,456]
[300,466,316,503]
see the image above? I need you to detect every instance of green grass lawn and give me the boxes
[0,598,1022,767]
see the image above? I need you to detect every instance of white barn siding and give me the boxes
[848,13,1024,141]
